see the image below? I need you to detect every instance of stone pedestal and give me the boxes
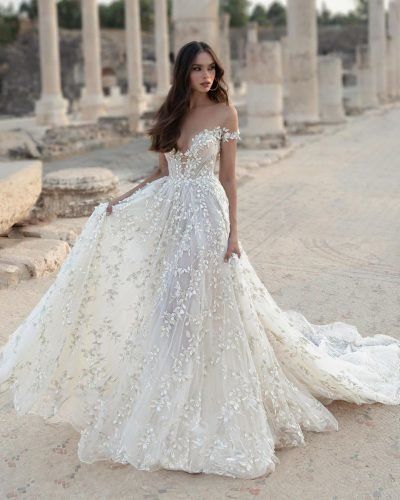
[356,45,379,109]
[155,0,171,96]
[80,0,105,121]
[318,55,346,124]
[369,0,387,103]
[35,0,68,126]
[242,41,287,149]
[286,0,319,131]
[172,0,219,54]
[42,167,118,217]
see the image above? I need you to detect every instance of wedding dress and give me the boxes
[0,125,399,479]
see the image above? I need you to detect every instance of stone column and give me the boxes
[318,55,345,123]
[369,0,387,103]
[286,0,319,131]
[356,45,379,109]
[280,36,290,118]
[172,0,219,55]
[125,0,145,131]
[35,0,68,126]
[388,0,399,99]
[220,13,233,94]
[242,41,287,149]
[155,0,170,96]
[80,0,105,121]
[396,0,400,95]
[247,21,258,44]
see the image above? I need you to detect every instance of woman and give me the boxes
[0,41,399,480]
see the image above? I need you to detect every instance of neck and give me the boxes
[189,90,212,109]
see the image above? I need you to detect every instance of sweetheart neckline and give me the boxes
[169,125,225,157]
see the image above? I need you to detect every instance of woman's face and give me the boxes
[189,51,216,93]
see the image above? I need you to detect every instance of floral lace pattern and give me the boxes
[1,126,399,479]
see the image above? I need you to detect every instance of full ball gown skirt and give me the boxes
[0,126,399,479]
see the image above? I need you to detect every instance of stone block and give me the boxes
[0,160,42,235]
[0,237,70,287]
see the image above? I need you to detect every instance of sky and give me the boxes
[0,1,362,15]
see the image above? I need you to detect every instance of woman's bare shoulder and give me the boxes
[221,104,238,130]
[210,102,238,128]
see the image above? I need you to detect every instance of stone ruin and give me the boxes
[1,0,400,288]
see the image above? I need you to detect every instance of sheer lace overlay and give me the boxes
[0,126,399,479]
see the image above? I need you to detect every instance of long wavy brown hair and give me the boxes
[147,41,230,153]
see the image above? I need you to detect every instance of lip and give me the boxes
[201,82,211,87]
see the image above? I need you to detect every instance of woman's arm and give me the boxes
[218,105,241,261]
[106,152,169,214]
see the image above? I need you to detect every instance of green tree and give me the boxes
[221,0,250,28]
[99,0,124,28]
[318,1,332,24]
[266,1,286,26]
[354,0,368,21]
[19,0,37,19]
[57,0,82,29]
[249,4,268,26]
[0,6,19,45]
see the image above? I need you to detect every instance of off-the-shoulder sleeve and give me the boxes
[220,126,241,143]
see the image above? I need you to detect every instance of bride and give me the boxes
[0,41,399,480]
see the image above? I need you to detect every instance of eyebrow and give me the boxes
[191,63,216,67]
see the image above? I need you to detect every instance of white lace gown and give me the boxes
[1,126,399,479]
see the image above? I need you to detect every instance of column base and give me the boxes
[35,95,69,127]
[79,94,106,122]
[286,120,322,135]
[240,131,289,149]
[319,111,347,125]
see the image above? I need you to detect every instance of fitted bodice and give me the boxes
[165,126,241,180]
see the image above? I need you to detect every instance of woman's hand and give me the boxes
[224,234,241,262]
[106,198,120,216]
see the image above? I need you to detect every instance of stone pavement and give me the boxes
[1,106,400,499]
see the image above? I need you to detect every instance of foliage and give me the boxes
[220,0,250,28]
[57,0,82,29]
[317,1,367,26]
[19,0,37,19]
[0,6,19,45]
[0,0,372,47]
[249,2,286,27]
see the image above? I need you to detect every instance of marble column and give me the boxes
[318,55,345,123]
[242,41,287,148]
[286,0,319,130]
[35,0,68,126]
[220,13,233,94]
[356,45,379,109]
[280,36,290,117]
[155,0,170,96]
[125,0,145,131]
[172,0,219,55]
[388,0,400,99]
[80,0,105,121]
[396,0,400,95]
[247,21,258,44]
[369,0,387,103]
